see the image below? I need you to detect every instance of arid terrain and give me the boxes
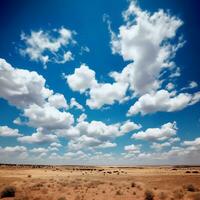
[0,165,200,200]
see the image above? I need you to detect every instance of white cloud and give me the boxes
[0,146,27,154]
[66,64,129,109]
[70,97,84,111]
[66,64,97,93]
[86,82,128,109]
[110,1,183,96]
[20,27,75,67]
[0,126,22,137]
[189,81,198,89]
[120,120,141,134]
[50,142,62,148]
[64,120,137,151]
[23,103,74,130]
[0,58,52,109]
[68,135,102,151]
[183,137,200,147]
[151,142,171,151]
[58,51,74,64]
[65,150,88,160]
[181,81,198,91]
[96,141,117,148]
[30,147,48,154]
[18,128,57,144]
[128,90,200,116]
[48,93,68,109]
[132,122,177,141]
[77,113,87,123]
[124,144,141,154]
[0,146,28,162]
[150,138,180,151]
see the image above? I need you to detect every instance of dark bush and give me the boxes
[131,182,136,187]
[187,184,197,192]
[145,190,154,200]
[1,186,16,198]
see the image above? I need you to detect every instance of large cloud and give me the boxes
[110,1,183,96]
[18,128,57,144]
[20,27,75,67]
[48,93,68,109]
[66,64,97,93]
[58,119,141,150]
[86,82,128,109]
[127,90,200,116]
[0,146,28,162]
[66,64,128,109]
[132,122,177,141]
[23,103,74,130]
[0,58,75,131]
[0,58,52,109]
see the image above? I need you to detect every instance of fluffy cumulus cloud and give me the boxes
[0,126,22,137]
[1,1,200,165]
[110,1,183,96]
[18,128,57,144]
[132,122,177,141]
[66,64,128,109]
[20,27,75,67]
[23,103,74,130]
[120,120,141,134]
[66,64,97,93]
[124,144,141,154]
[0,146,28,163]
[65,1,200,114]
[0,58,52,109]
[182,137,200,148]
[151,137,180,151]
[65,119,140,150]
[30,147,48,154]
[86,82,128,109]
[127,90,200,116]
[48,93,68,109]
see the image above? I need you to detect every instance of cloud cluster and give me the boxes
[66,119,141,150]
[110,1,183,96]
[20,27,75,67]
[65,1,199,115]
[66,64,128,109]
[0,58,52,109]
[128,90,200,116]
[18,128,57,144]
[132,122,177,141]
[0,126,22,137]
[0,58,75,143]
[0,0,200,165]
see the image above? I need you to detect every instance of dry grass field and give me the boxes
[0,165,200,200]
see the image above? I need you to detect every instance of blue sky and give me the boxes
[0,0,200,165]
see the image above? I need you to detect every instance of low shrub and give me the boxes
[145,190,154,200]
[116,190,123,195]
[1,186,16,198]
[186,184,197,192]
[131,182,136,187]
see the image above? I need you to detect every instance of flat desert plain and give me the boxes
[0,165,200,200]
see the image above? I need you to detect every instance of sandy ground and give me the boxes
[0,165,200,200]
